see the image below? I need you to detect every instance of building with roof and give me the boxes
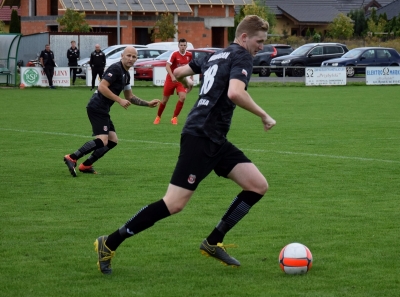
[14,0,252,48]
[0,5,19,31]
[264,0,395,36]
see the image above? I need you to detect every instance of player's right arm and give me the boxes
[166,63,176,82]
[173,65,195,92]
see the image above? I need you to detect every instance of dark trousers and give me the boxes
[91,67,104,88]
[69,64,78,84]
[44,66,54,87]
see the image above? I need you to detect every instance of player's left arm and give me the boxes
[123,88,160,108]
[228,79,276,131]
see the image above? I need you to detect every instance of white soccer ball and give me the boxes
[279,242,313,274]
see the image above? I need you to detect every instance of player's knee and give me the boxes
[253,178,268,195]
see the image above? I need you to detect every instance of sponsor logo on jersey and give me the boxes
[242,69,248,77]
[103,126,108,131]
[197,99,209,107]
[188,174,196,184]
[208,52,230,62]
[107,73,112,77]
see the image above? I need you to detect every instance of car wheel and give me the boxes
[259,63,271,77]
[346,66,355,78]
[292,64,305,77]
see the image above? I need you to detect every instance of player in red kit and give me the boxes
[153,39,193,125]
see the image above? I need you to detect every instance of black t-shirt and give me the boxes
[182,43,253,144]
[67,47,80,66]
[89,50,106,68]
[40,50,55,67]
[86,61,130,114]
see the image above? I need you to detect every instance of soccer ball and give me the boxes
[20,83,25,89]
[279,243,313,274]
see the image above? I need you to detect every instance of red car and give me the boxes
[134,49,215,80]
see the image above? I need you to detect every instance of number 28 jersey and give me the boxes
[182,43,253,145]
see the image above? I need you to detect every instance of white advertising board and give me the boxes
[305,67,346,86]
[365,67,400,85]
[20,67,70,87]
[85,66,135,86]
[153,66,200,86]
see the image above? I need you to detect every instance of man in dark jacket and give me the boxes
[39,44,56,89]
[67,40,80,85]
[89,44,106,91]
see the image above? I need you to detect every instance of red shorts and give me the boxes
[163,79,187,96]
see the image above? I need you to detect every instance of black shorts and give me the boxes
[87,108,115,136]
[170,134,251,191]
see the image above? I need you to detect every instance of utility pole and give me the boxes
[117,0,120,44]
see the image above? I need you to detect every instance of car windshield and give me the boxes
[342,49,364,58]
[155,50,173,60]
[290,45,314,56]
[108,51,123,59]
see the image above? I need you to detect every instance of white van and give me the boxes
[146,41,194,50]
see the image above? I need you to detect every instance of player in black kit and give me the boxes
[89,44,106,91]
[94,15,276,274]
[63,46,160,176]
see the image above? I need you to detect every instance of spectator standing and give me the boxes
[39,44,56,89]
[67,40,80,86]
[89,44,106,91]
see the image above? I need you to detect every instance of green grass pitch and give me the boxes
[0,84,399,296]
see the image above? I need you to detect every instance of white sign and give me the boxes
[153,66,200,86]
[20,67,70,87]
[365,67,400,85]
[85,66,135,86]
[305,67,346,86]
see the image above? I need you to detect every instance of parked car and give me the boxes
[134,49,214,80]
[270,43,349,77]
[321,47,400,77]
[77,44,147,78]
[146,41,194,50]
[105,48,168,67]
[253,44,293,77]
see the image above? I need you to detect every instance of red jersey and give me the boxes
[166,50,193,81]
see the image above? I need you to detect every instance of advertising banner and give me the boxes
[85,66,135,87]
[153,66,200,86]
[20,67,70,87]
[365,67,400,85]
[305,67,346,86]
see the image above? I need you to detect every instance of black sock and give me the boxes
[105,199,171,251]
[206,191,263,245]
[83,140,117,166]
[70,138,104,160]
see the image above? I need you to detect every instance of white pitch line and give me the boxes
[1,128,399,164]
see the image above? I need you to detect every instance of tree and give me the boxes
[57,8,91,32]
[367,16,386,36]
[0,20,6,33]
[9,9,20,33]
[228,0,276,42]
[348,9,367,37]
[328,13,354,39]
[152,13,178,41]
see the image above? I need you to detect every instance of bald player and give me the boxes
[63,47,160,176]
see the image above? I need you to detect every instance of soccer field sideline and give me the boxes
[1,127,399,164]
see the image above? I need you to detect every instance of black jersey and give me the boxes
[67,47,80,66]
[89,50,106,68]
[87,61,130,114]
[182,43,253,144]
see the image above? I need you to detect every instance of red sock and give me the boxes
[157,103,166,117]
[173,101,184,117]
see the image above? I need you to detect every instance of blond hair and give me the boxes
[235,15,269,38]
